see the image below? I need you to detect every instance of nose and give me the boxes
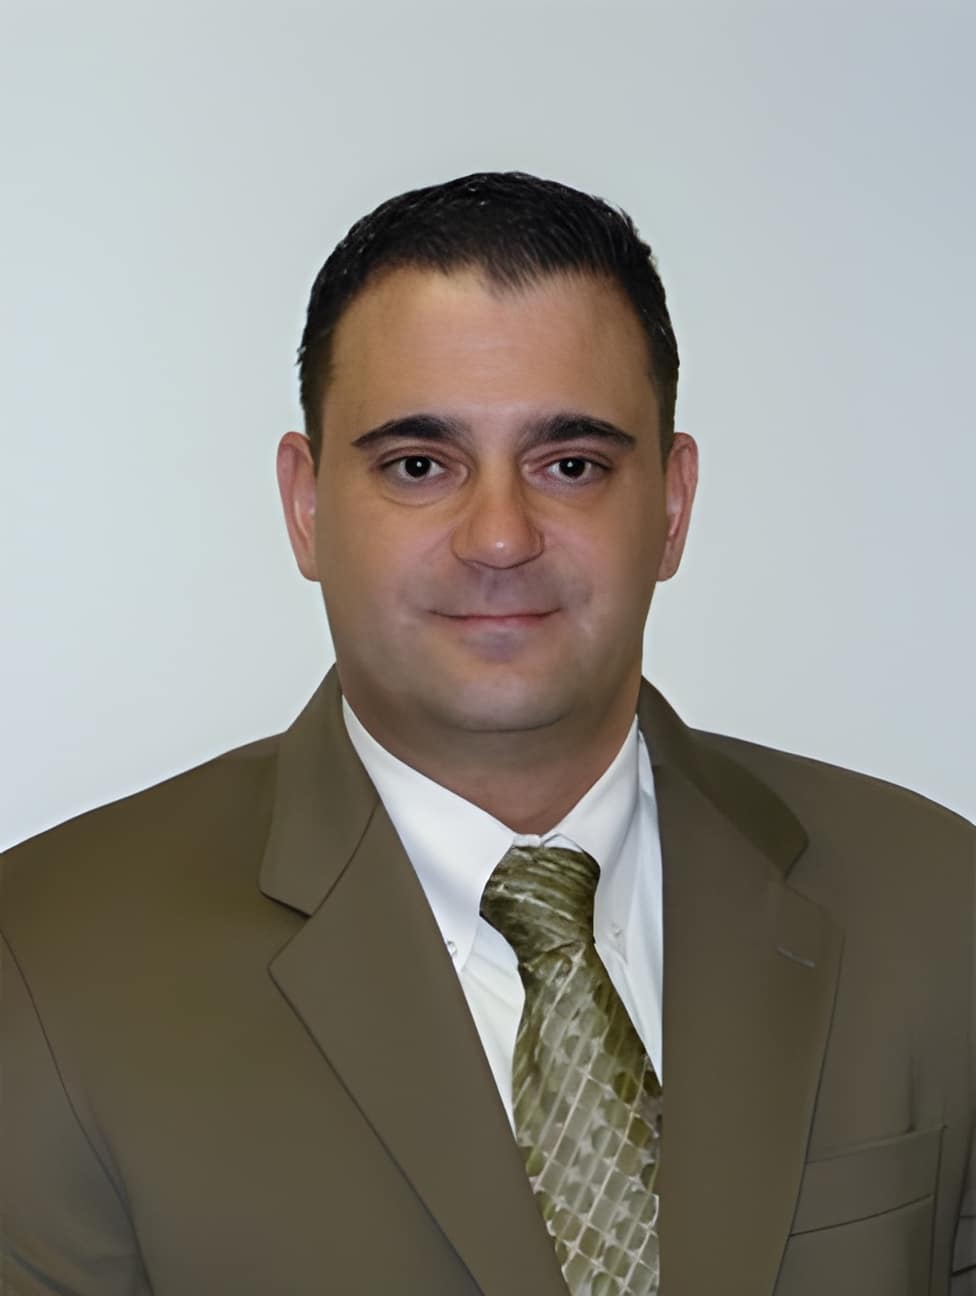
[451,467,545,569]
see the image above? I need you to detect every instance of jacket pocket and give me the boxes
[791,1125,944,1234]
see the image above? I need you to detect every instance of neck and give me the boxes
[343,670,641,836]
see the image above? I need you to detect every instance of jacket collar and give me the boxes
[259,665,809,915]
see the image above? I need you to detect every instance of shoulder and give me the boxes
[695,725,972,841]
[0,729,283,953]
[691,726,974,913]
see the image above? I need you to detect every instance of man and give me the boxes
[1,171,973,1295]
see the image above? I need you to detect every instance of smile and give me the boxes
[439,612,556,629]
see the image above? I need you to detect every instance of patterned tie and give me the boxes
[480,844,662,1296]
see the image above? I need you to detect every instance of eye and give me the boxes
[382,455,447,483]
[544,457,607,483]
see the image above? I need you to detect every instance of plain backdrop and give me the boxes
[2,0,973,849]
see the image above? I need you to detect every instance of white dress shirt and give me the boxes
[341,696,664,1127]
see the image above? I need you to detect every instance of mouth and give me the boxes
[436,611,557,629]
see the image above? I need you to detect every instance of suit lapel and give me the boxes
[638,683,843,1294]
[260,669,568,1296]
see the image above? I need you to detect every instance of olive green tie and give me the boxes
[480,844,662,1296]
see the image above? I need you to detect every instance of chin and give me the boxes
[428,671,573,734]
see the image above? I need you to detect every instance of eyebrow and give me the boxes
[350,410,639,454]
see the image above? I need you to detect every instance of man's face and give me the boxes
[279,266,697,741]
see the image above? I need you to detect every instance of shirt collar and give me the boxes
[340,695,641,968]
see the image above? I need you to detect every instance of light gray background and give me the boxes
[2,0,973,848]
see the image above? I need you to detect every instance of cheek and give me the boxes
[574,506,657,584]
[316,495,427,620]
[617,494,666,582]
[565,515,659,632]
[317,481,381,564]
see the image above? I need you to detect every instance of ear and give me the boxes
[656,432,699,582]
[275,431,320,581]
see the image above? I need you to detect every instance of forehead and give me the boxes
[324,266,656,427]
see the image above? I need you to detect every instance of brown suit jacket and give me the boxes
[2,668,974,1295]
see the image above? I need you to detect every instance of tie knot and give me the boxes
[479,844,600,965]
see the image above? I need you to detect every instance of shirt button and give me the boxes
[610,922,623,941]
[446,939,458,959]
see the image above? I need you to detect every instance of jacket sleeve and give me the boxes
[0,935,151,1296]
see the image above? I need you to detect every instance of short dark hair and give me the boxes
[297,170,679,471]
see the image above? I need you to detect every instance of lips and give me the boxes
[441,609,555,618]
[436,611,558,634]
